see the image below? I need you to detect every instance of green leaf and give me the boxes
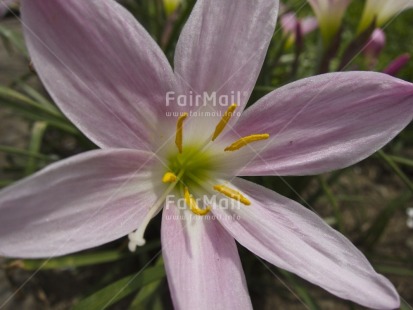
[280,270,321,310]
[129,257,164,309]
[8,242,160,270]
[25,121,48,175]
[307,170,344,206]
[318,176,344,232]
[16,81,59,114]
[378,151,413,194]
[0,25,28,57]
[360,191,412,248]
[374,265,413,277]
[388,155,413,168]
[0,100,78,134]
[401,299,413,310]
[0,86,63,118]
[73,265,165,310]
[0,145,53,161]
[7,251,127,270]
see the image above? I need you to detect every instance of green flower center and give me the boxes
[166,145,215,190]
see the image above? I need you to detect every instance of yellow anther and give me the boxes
[212,104,237,141]
[213,184,251,206]
[162,172,177,183]
[184,187,211,216]
[224,134,270,152]
[175,113,188,153]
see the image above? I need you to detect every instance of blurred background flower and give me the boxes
[280,12,318,49]
[363,28,386,68]
[307,0,351,47]
[358,0,413,34]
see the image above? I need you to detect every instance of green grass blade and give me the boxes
[388,155,413,168]
[6,242,160,270]
[374,265,413,277]
[129,257,164,309]
[360,191,412,249]
[280,270,321,310]
[25,121,48,175]
[0,25,28,57]
[0,86,63,119]
[378,151,413,193]
[16,81,59,114]
[0,101,79,134]
[73,265,165,310]
[318,176,344,232]
[0,145,53,161]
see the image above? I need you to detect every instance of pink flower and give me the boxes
[1,0,413,309]
[281,12,318,37]
[364,28,386,59]
[280,12,318,47]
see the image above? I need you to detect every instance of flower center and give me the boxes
[128,104,269,250]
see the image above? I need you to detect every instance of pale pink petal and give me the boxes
[22,0,177,151]
[226,72,413,176]
[0,149,162,258]
[174,0,279,121]
[162,203,252,310]
[213,178,400,309]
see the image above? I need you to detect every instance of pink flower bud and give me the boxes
[363,28,386,59]
[383,53,410,76]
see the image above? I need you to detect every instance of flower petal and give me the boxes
[281,12,298,34]
[21,0,177,150]
[213,178,400,309]
[0,149,162,258]
[300,17,318,35]
[228,72,413,176]
[174,0,278,117]
[161,203,252,310]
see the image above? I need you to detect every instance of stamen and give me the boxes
[175,113,188,153]
[184,187,211,216]
[211,104,237,141]
[224,134,270,152]
[162,172,177,183]
[213,184,251,206]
